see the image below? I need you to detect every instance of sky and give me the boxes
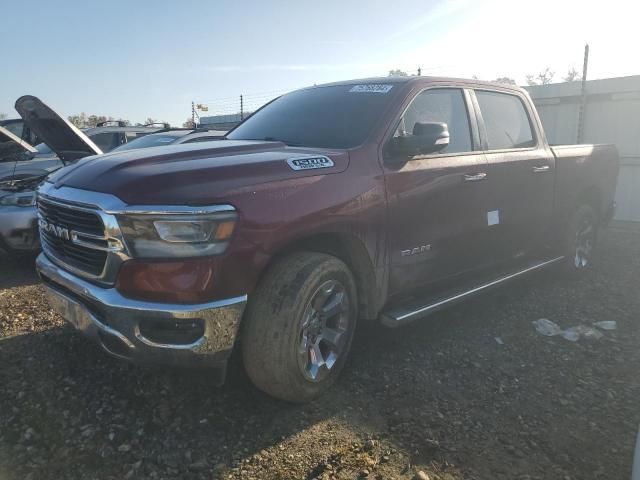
[2,0,639,126]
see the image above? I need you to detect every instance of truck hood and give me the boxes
[14,95,102,164]
[0,125,38,161]
[46,140,349,205]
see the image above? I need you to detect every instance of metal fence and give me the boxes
[196,90,290,130]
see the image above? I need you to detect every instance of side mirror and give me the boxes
[389,122,450,158]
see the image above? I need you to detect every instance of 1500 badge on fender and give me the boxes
[287,156,334,171]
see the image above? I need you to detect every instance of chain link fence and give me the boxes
[195,90,290,130]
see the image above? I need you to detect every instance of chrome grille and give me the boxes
[38,199,108,276]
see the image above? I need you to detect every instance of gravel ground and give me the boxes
[1,225,639,480]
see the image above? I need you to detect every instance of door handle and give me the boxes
[532,165,551,173]
[463,172,487,182]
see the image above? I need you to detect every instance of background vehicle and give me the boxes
[35,77,619,402]
[0,118,40,145]
[0,124,167,183]
[0,124,37,160]
[0,101,169,253]
[0,127,225,253]
[111,128,227,152]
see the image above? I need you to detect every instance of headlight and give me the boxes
[117,212,236,258]
[0,191,36,207]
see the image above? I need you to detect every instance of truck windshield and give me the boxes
[227,84,400,149]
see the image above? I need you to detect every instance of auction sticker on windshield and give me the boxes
[349,84,393,93]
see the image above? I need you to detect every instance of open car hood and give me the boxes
[0,125,38,161]
[14,95,102,164]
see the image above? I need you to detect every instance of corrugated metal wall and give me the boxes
[527,76,640,221]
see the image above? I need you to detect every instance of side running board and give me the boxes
[380,256,565,328]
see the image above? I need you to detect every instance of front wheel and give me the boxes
[242,252,358,402]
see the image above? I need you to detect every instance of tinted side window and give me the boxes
[396,89,472,154]
[4,122,24,138]
[90,132,120,152]
[475,91,535,150]
[125,131,153,143]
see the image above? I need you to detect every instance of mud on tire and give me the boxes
[242,252,358,403]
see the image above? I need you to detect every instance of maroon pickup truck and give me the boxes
[33,76,618,402]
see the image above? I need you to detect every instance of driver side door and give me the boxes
[384,87,491,297]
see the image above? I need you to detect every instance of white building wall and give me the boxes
[527,76,640,221]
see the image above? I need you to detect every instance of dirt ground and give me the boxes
[1,224,639,480]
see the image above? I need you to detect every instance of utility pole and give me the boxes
[191,101,196,127]
[577,43,589,143]
[240,95,244,120]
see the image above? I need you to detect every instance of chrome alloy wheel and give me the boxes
[574,217,595,268]
[297,279,350,382]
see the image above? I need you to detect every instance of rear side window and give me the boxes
[396,89,472,154]
[475,91,535,150]
[90,132,120,152]
[3,122,24,138]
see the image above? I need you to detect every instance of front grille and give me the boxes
[38,199,108,276]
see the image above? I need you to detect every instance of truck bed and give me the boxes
[551,143,619,224]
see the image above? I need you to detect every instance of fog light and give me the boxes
[138,319,204,345]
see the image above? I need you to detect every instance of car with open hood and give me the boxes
[0,96,163,253]
[0,118,40,145]
[110,128,227,152]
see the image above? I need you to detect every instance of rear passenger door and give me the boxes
[385,88,491,295]
[472,89,555,262]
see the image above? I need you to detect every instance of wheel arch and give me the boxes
[576,185,603,219]
[263,232,381,320]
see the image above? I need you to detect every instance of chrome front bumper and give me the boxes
[36,253,246,370]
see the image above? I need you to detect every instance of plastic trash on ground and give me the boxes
[593,321,617,331]
[562,325,604,342]
[532,318,563,336]
[533,319,608,342]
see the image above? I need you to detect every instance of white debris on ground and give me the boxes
[561,325,604,342]
[593,321,617,331]
[532,318,563,337]
[532,319,616,342]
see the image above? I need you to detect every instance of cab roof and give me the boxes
[303,76,524,93]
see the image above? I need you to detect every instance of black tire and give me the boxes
[242,252,358,402]
[564,204,598,275]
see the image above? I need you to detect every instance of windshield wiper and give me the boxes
[0,166,63,191]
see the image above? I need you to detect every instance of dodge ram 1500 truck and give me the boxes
[33,76,619,402]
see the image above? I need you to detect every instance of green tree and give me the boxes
[0,113,7,120]
[68,112,87,127]
[388,69,408,77]
[183,118,196,128]
[86,115,108,127]
[68,113,130,127]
